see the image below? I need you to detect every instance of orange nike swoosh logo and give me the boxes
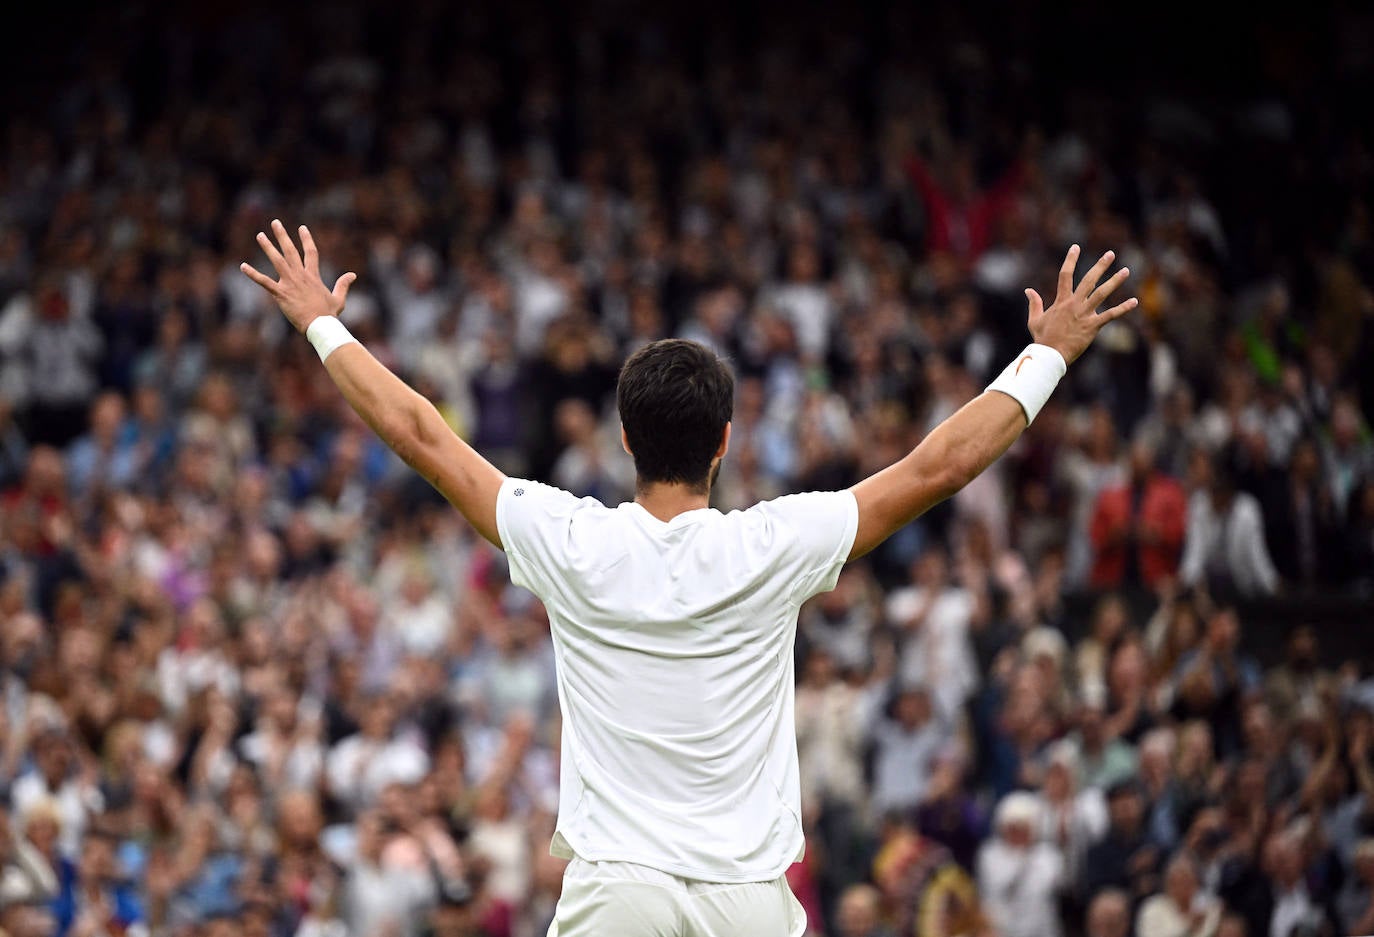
[1016,355,1033,375]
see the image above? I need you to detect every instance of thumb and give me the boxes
[1025,288,1044,322]
[332,272,357,307]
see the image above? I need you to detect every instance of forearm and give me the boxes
[324,344,450,466]
[906,392,1026,503]
[240,222,504,544]
[321,341,504,545]
[849,344,1061,560]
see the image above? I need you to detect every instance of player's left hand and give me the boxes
[240,220,357,334]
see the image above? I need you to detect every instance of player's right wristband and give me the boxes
[305,316,358,363]
[985,343,1067,425]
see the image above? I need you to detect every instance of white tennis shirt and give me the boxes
[495,477,859,883]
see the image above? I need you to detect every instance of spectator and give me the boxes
[51,830,145,937]
[1257,438,1343,588]
[1089,439,1188,594]
[834,883,894,937]
[1082,780,1164,905]
[978,792,1065,937]
[1336,839,1374,936]
[870,684,947,819]
[340,811,436,937]
[1136,854,1222,937]
[325,692,430,812]
[1179,455,1280,598]
[885,548,980,723]
[0,802,58,907]
[1264,831,1334,937]
[8,731,102,860]
[1085,888,1132,937]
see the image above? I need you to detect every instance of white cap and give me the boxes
[995,791,1041,831]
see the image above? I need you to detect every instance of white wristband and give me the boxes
[305,317,358,363]
[985,343,1067,425]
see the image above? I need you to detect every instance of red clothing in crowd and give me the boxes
[1088,474,1188,589]
[905,157,1025,259]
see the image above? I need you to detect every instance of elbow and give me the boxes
[931,459,974,502]
[377,405,437,467]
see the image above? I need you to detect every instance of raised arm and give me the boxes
[848,245,1135,560]
[241,221,504,548]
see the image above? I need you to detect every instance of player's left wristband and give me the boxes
[985,343,1067,425]
[305,316,358,363]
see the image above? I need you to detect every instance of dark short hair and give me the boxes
[617,339,734,492]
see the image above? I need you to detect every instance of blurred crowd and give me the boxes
[2,3,1374,937]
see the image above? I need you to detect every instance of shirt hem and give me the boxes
[553,837,797,885]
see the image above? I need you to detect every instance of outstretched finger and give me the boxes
[239,262,278,294]
[1024,288,1044,323]
[1056,245,1080,300]
[1075,250,1117,300]
[299,225,320,275]
[271,219,302,269]
[256,232,287,275]
[1088,267,1131,310]
[1097,297,1139,324]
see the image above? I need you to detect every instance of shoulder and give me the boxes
[496,477,612,540]
[747,490,858,539]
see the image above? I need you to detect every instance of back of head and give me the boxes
[617,339,734,492]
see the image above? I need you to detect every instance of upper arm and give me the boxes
[848,453,956,561]
[413,429,506,549]
[848,391,1026,561]
[321,343,506,548]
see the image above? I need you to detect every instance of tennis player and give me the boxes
[242,221,1135,936]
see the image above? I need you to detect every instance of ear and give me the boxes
[715,422,731,459]
[621,425,632,456]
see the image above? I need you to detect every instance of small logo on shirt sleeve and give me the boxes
[514,488,525,497]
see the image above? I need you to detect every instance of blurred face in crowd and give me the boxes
[277,791,322,850]
[1242,703,1276,754]
[893,688,931,730]
[1107,788,1143,836]
[1216,914,1247,937]
[804,650,836,688]
[1290,439,1320,485]
[1263,833,1304,888]
[360,694,397,739]
[1163,857,1199,909]
[1001,818,1033,849]
[1206,608,1240,654]
[78,834,118,884]
[837,883,882,937]
[0,905,57,937]
[1044,758,1075,802]
[24,810,59,858]
[1128,440,1156,482]
[1354,842,1374,883]
[1086,891,1129,937]
[1286,626,1317,669]
[36,734,72,786]
[913,549,948,590]
[89,392,125,445]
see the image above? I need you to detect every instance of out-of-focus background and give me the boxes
[1,2,1372,936]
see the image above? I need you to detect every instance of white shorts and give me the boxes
[547,857,807,937]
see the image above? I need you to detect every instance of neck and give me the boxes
[635,480,711,522]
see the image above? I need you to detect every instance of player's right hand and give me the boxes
[1026,245,1137,364]
[240,219,357,334]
